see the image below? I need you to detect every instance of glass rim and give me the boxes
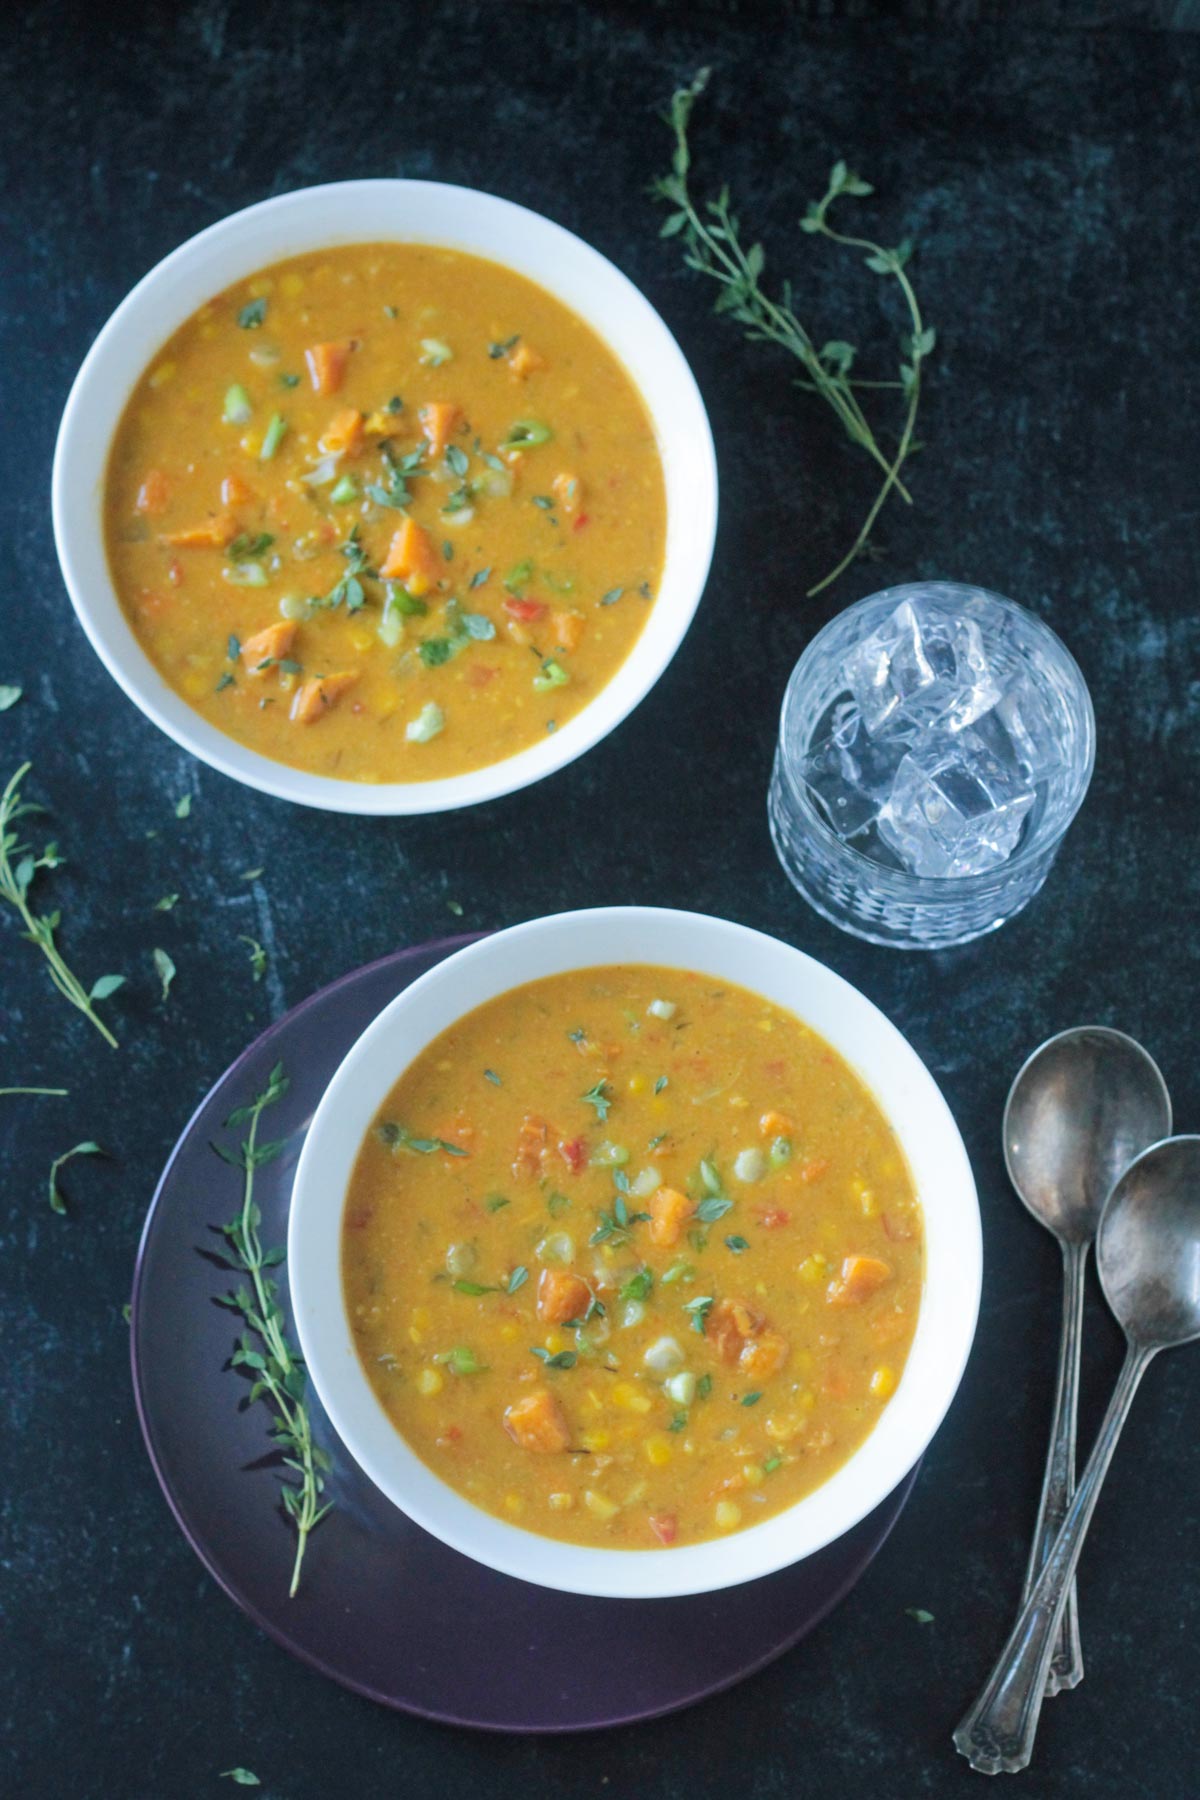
[777,583,1097,895]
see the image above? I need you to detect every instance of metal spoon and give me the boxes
[1003,1027,1171,1694]
[955,1134,1200,1774]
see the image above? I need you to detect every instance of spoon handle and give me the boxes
[953,1343,1154,1775]
[1021,1238,1087,1694]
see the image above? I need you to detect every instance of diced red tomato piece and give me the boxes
[755,1208,791,1229]
[649,1512,678,1546]
[503,597,547,622]
[558,1136,587,1175]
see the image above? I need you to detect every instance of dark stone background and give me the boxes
[3,2,1197,1794]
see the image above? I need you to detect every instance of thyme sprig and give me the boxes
[212,1060,331,1596]
[0,763,124,1046]
[653,68,935,595]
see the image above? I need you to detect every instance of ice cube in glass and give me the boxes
[799,699,904,839]
[878,728,1036,877]
[844,597,1001,737]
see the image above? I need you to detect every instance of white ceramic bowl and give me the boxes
[52,181,717,814]
[289,908,981,1598]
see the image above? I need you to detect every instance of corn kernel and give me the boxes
[580,1429,610,1452]
[548,1491,573,1512]
[799,1255,828,1284]
[280,271,305,297]
[728,1094,749,1109]
[644,1434,673,1468]
[715,1500,742,1530]
[199,323,217,340]
[181,671,209,699]
[417,1367,443,1396]
[350,627,374,652]
[860,1188,879,1218]
[765,1415,797,1442]
[800,1388,816,1411]
[408,1326,424,1344]
[411,1306,431,1331]
[248,276,275,297]
[544,1329,566,1354]
[627,1073,647,1095]
[612,1382,652,1415]
[742,1463,765,1486]
[503,1493,524,1516]
[499,1322,519,1343]
[147,362,176,389]
[584,1489,619,1520]
[240,431,263,457]
[870,1365,897,1400]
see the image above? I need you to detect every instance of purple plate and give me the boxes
[131,936,920,1733]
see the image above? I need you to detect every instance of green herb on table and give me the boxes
[906,1607,935,1625]
[653,68,934,595]
[218,1771,261,1787]
[0,763,124,1047]
[0,684,22,711]
[152,946,176,1004]
[446,899,464,916]
[48,1139,106,1215]
[174,794,192,819]
[1,1084,67,1097]
[153,893,180,913]
[238,935,267,983]
[212,1059,331,1597]
[240,867,264,883]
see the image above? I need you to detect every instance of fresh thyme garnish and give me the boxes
[581,1079,611,1122]
[0,685,22,710]
[378,1121,468,1157]
[366,444,424,511]
[212,1060,331,1596]
[590,1193,650,1247]
[238,935,267,982]
[488,334,519,358]
[48,1139,106,1214]
[219,1772,261,1788]
[0,1085,67,1097]
[237,298,267,330]
[653,68,934,595]
[1,763,124,1046]
[153,893,180,912]
[174,794,192,819]
[531,1346,577,1370]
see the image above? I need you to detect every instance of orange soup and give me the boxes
[104,244,666,781]
[342,966,923,1549]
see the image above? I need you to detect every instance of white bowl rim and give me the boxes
[288,907,982,1599]
[52,178,718,815]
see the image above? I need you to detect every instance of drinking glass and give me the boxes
[767,583,1096,950]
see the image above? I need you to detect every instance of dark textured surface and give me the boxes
[2,3,1198,1795]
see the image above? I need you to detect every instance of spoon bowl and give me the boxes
[1004,1026,1173,1243]
[1098,1135,1200,1348]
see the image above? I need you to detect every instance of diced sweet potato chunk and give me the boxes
[289,671,357,724]
[240,621,296,672]
[759,1109,794,1138]
[418,401,461,457]
[320,407,364,456]
[160,512,238,549]
[648,1185,693,1249]
[221,473,256,508]
[304,340,351,395]
[512,1114,548,1179]
[827,1254,893,1306]
[503,1388,570,1453]
[706,1296,763,1364]
[508,343,546,378]
[552,610,585,653]
[537,1268,591,1325]
[379,517,440,595]
[136,469,170,515]
[739,1328,789,1381]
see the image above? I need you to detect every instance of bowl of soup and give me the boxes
[53,181,716,813]
[288,908,981,1597]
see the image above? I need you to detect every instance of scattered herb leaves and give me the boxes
[581,1079,611,1122]
[237,298,267,330]
[507,1265,529,1295]
[683,1295,713,1334]
[0,685,22,711]
[175,794,192,819]
[906,1608,935,1625]
[741,1390,763,1406]
[238,935,267,982]
[378,1122,468,1157]
[153,893,180,912]
[531,1347,577,1370]
[48,1139,106,1215]
[152,946,176,1004]
[484,1068,502,1086]
[0,763,123,1046]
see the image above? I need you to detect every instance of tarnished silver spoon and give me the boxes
[1003,1027,1171,1694]
[955,1134,1200,1774]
